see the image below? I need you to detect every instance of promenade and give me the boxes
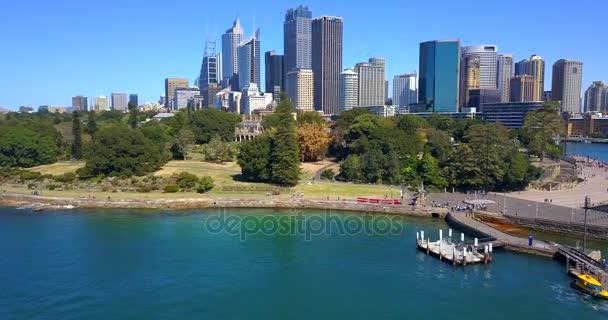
[428,192,608,228]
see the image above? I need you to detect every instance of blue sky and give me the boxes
[0,0,605,109]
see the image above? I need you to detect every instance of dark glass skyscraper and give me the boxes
[312,16,343,115]
[284,5,312,97]
[128,94,138,107]
[265,50,284,95]
[418,40,460,112]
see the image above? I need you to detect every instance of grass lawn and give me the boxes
[27,161,86,176]
[11,159,401,201]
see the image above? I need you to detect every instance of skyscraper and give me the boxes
[94,95,110,112]
[284,5,312,96]
[174,87,200,110]
[287,68,314,112]
[497,54,514,102]
[459,55,481,108]
[222,18,244,87]
[514,55,545,101]
[237,29,261,90]
[584,81,608,112]
[551,59,583,113]
[510,75,535,102]
[129,94,138,108]
[339,68,358,112]
[312,15,343,115]
[354,58,386,107]
[111,93,128,112]
[392,74,418,107]
[165,78,189,109]
[71,96,88,112]
[418,40,460,112]
[199,40,223,90]
[462,45,497,89]
[265,50,284,99]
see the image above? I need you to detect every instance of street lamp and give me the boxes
[583,195,590,253]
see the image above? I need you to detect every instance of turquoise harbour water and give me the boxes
[0,208,607,319]
[564,142,608,162]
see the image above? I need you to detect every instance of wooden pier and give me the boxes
[416,229,497,266]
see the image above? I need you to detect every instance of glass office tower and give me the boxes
[418,40,460,112]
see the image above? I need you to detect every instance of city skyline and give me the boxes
[0,0,605,109]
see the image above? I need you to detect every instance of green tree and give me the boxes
[297,111,325,125]
[237,133,273,182]
[418,152,447,189]
[0,127,57,168]
[395,114,428,135]
[445,144,484,191]
[201,135,236,162]
[71,111,83,160]
[465,123,513,191]
[86,111,98,135]
[339,154,363,182]
[79,124,167,178]
[523,101,565,160]
[197,176,215,193]
[175,128,195,160]
[190,108,241,143]
[270,99,301,186]
[502,152,530,190]
[425,128,453,165]
[128,103,139,129]
[320,168,335,180]
[427,113,455,132]
[176,172,199,190]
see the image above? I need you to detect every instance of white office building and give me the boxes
[339,68,358,112]
[392,73,418,107]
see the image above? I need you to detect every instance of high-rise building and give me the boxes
[459,55,481,108]
[241,83,273,115]
[392,73,418,107]
[265,50,284,97]
[543,91,553,102]
[165,78,189,109]
[129,94,138,108]
[510,75,535,102]
[71,96,88,112]
[462,45,497,89]
[237,29,261,90]
[551,59,583,113]
[497,54,514,102]
[94,95,110,112]
[514,55,545,101]
[201,83,222,108]
[284,5,312,96]
[312,15,343,115]
[339,68,358,112]
[584,81,608,112]
[354,58,386,107]
[418,40,460,112]
[111,93,128,112]
[286,68,314,112]
[468,89,501,110]
[174,87,200,110]
[199,40,223,90]
[222,18,244,86]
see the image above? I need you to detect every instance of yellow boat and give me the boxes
[570,274,608,300]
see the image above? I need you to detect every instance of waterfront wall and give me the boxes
[502,214,608,240]
[0,193,443,218]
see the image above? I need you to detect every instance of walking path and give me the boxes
[447,211,559,256]
[507,156,608,209]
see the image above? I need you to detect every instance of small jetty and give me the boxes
[416,229,500,266]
